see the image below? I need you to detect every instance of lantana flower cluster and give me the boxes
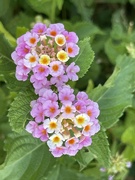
[11,22,100,157]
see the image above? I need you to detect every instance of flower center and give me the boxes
[50,122,57,129]
[68,138,75,145]
[38,66,45,73]
[76,105,81,111]
[84,125,91,132]
[53,136,60,143]
[41,129,47,135]
[30,37,36,44]
[76,117,85,125]
[87,110,92,117]
[29,56,36,62]
[50,31,57,36]
[57,50,69,62]
[49,107,56,113]
[52,64,59,72]
[65,106,72,114]
[39,55,50,65]
[68,47,73,53]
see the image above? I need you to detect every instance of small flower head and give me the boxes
[74,113,90,128]
[61,103,76,118]
[47,133,64,149]
[66,62,80,81]
[57,50,69,62]
[31,22,47,34]
[55,34,66,46]
[49,61,64,77]
[24,32,39,47]
[43,118,61,133]
[24,52,39,68]
[66,43,79,57]
[39,54,50,65]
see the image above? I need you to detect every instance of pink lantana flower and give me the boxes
[34,124,49,142]
[74,100,86,113]
[11,51,21,65]
[46,23,65,37]
[43,100,60,118]
[50,73,68,87]
[66,43,79,57]
[78,136,92,150]
[30,103,45,123]
[59,86,75,104]
[25,121,38,138]
[49,61,64,77]
[66,62,80,81]
[31,23,47,35]
[50,146,66,157]
[24,52,39,68]
[16,43,30,57]
[16,63,30,81]
[24,32,39,47]
[61,103,76,118]
[32,64,50,80]
[62,31,79,43]
[40,89,58,102]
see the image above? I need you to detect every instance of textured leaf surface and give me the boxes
[8,90,35,133]
[0,131,56,180]
[88,128,111,168]
[89,55,135,129]
[70,38,94,78]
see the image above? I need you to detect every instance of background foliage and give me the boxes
[1,0,135,179]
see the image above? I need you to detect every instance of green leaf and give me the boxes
[27,0,63,22]
[8,90,36,133]
[46,165,92,180]
[0,33,14,58]
[89,55,135,129]
[74,22,103,40]
[0,22,16,47]
[16,26,28,38]
[75,150,94,170]
[121,126,135,145]
[0,88,7,118]
[88,128,111,168]
[0,131,56,180]
[70,38,94,78]
[0,0,10,17]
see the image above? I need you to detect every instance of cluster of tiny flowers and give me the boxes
[11,22,100,157]
[11,23,80,85]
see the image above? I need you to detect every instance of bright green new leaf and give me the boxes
[69,38,94,78]
[8,90,36,133]
[89,55,135,129]
[0,131,56,180]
